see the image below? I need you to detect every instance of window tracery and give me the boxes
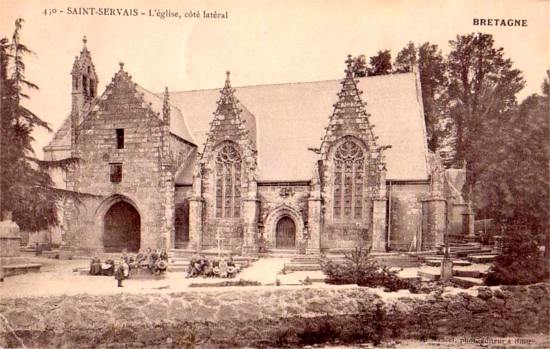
[333,139,365,220]
[215,143,242,218]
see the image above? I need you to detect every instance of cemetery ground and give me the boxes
[0,253,492,298]
[1,252,549,349]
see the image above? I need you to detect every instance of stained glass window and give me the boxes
[333,139,365,220]
[215,143,242,218]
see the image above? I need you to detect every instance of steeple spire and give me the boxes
[82,36,88,50]
[345,54,354,78]
[225,71,231,87]
[163,87,170,124]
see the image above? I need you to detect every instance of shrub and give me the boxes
[484,228,549,286]
[319,247,415,291]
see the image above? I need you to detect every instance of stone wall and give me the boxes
[1,284,548,348]
[258,185,310,249]
[62,69,194,254]
[388,182,429,251]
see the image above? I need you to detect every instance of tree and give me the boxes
[394,42,449,152]
[446,33,525,205]
[484,226,549,286]
[351,54,367,78]
[367,50,392,76]
[475,75,549,257]
[0,19,89,232]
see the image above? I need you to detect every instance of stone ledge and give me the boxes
[2,263,41,277]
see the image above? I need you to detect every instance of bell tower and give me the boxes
[71,36,98,149]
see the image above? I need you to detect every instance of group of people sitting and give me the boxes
[89,248,170,283]
[186,254,240,278]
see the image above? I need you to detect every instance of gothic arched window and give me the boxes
[215,143,242,218]
[333,139,365,220]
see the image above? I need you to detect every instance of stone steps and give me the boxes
[467,255,498,263]
[452,269,487,278]
[405,250,441,257]
[451,276,484,288]
[283,254,420,272]
[455,249,494,257]
[284,263,322,272]
[259,252,298,258]
[41,250,60,259]
[425,259,472,267]
[2,263,42,277]
[168,249,236,259]
[419,254,458,261]
[417,270,440,281]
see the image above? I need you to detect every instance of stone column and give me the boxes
[371,161,388,252]
[161,164,175,250]
[242,179,259,256]
[421,197,447,250]
[188,197,204,252]
[463,210,475,237]
[242,198,260,256]
[371,198,387,252]
[306,197,322,254]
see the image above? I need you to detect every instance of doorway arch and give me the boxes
[276,216,296,249]
[102,200,141,252]
[264,205,305,250]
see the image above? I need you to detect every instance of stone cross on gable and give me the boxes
[215,230,225,257]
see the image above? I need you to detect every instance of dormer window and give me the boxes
[116,129,124,149]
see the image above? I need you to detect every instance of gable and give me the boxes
[44,73,197,154]
[168,72,429,182]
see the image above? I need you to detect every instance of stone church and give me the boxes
[44,39,470,257]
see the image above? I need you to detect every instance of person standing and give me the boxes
[149,249,160,275]
[114,260,125,287]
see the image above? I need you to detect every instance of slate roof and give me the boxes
[174,147,197,185]
[169,72,429,182]
[135,85,197,145]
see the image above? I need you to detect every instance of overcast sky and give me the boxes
[1,0,548,157]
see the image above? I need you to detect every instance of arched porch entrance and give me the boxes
[103,201,141,252]
[276,216,296,249]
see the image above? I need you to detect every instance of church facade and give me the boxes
[44,39,470,257]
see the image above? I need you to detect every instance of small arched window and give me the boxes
[215,143,242,218]
[333,139,365,220]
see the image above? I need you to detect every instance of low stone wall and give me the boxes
[0,284,548,348]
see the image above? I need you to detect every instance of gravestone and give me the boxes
[0,212,22,258]
[0,211,41,277]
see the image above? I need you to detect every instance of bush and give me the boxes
[320,247,415,292]
[484,228,549,286]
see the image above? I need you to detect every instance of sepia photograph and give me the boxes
[0,0,549,348]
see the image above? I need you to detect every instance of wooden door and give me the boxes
[276,217,296,249]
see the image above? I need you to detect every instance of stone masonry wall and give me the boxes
[388,182,429,251]
[258,185,310,249]
[1,284,548,349]
[63,70,193,254]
